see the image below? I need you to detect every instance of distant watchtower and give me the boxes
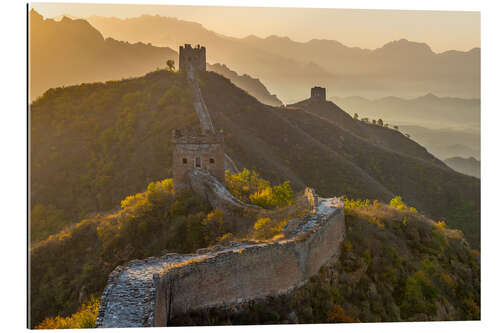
[179,44,206,72]
[311,86,326,102]
[172,128,225,190]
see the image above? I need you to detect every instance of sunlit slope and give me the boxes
[30,70,198,242]
[198,71,480,247]
[30,69,480,249]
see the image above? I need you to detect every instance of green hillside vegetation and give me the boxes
[198,71,480,248]
[30,69,480,248]
[169,198,480,325]
[30,171,296,327]
[35,297,100,329]
[30,70,197,243]
[30,178,210,326]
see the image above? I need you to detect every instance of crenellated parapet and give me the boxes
[310,86,326,102]
[179,44,206,72]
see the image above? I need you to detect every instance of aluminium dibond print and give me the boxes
[28,1,480,329]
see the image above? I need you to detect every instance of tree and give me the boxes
[377,118,384,126]
[393,125,399,130]
[166,59,175,72]
[353,113,359,120]
[372,119,377,125]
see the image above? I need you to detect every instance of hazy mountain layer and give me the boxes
[88,14,480,101]
[331,95,480,160]
[30,10,282,107]
[332,94,480,130]
[29,9,177,101]
[445,157,480,178]
[207,63,282,106]
[400,125,480,161]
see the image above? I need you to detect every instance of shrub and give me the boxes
[36,296,100,329]
[226,169,294,209]
[389,196,408,210]
[327,305,357,323]
[253,217,288,240]
[343,240,353,252]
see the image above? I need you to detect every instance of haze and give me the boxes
[32,3,479,53]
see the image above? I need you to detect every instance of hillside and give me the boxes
[29,9,177,101]
[30,70,198,242]
[88,15,479,101]
[170,201,480,324]
[330,95,480,161]
[30,179,212,327]
[198,71,480,248]
[30,176,479,327]
[445,157,480,179]
[287,98,446,166]
[30,69,480,249]
[30,169,299,328]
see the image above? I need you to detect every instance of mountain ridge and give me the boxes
[88,14,480,101]
[29,10,282,107]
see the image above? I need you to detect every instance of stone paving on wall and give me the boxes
[96,189,344,328]
[96,254,196,328]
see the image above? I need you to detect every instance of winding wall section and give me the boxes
[97,189,345,327]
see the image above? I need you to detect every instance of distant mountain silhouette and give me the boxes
[445,156,480,178]
[29,9,177,101]
[207,63,282,106]
[331,94,480,160]
[29,10,282,106]
[88,15,480,101]
[332,93,480,130]
[399,125,480,161]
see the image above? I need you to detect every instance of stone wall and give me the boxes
[96,191,345,328]
[154,195,345,326]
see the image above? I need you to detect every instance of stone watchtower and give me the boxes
[311,86,326,102]
[172,128,225,190]
[179,44,206,72]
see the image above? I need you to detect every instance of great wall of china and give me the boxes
[96,45,346,327]
[96,186,345,327]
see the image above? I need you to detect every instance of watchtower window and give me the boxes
[209,158,215,164]
[182,158,187,164]
[195,156,201,168]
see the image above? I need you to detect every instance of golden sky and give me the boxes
[31,2,480,53]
